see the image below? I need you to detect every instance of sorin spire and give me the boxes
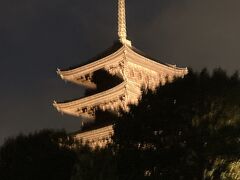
[118,0,131,46]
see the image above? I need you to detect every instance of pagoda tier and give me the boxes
[57,44,187,89]
[54,43,188,118]
[53,81,141,118]
[74,125,113,148]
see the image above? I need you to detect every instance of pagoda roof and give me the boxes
[57,43,125,79]
[64,41,123,71]
[53,81,140,118]
[57,41,187,87]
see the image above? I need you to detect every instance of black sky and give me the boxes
[0,0,240,145]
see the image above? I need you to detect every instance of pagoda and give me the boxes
[53,0,188,147]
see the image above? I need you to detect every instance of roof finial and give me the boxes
[118,0,131,46]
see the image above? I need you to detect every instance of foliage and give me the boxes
[0,130,77,180]
[0,129,117,180]
[205,158,240,180]
[1,69,239,180]
[221,160,240,180]
[71,145,118,180]
[112,69,240,179]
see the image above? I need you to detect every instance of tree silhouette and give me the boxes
[0,130,77,180]
[112,69,240,179]
[1,68,239,180]
[71,146,118,180]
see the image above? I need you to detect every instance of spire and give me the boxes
[118,0,126,41]
[118,0,131,46]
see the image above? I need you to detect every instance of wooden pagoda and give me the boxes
[53,0,188,148]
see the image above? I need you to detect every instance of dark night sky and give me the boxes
[0,0,240,145]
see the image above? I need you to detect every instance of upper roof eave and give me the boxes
[57,41,188,82]
[57,41,124,77]
[126,45,188,73]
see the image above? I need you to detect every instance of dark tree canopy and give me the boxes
[71,146,118,180]
[1,69,239,180]
[112,69,240,179]
[0,130,77,180]
[0,130,117,180]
